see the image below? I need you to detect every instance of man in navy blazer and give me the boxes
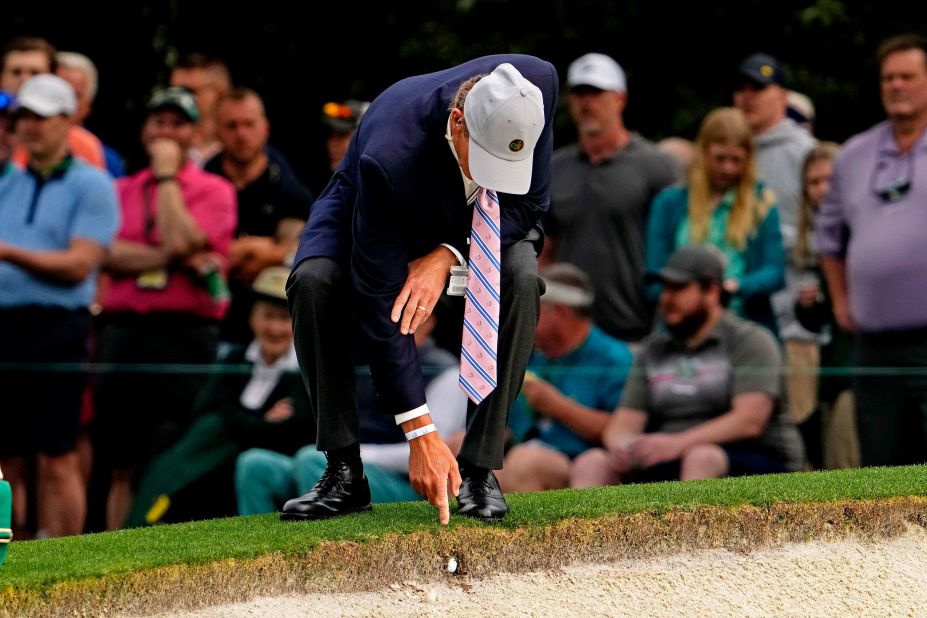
[283,55,558,525]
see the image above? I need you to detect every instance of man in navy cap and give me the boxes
[733,52,816,252]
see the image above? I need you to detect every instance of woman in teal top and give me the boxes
[645,107,785,335]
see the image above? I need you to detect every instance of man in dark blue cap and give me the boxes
[733,52,816,253]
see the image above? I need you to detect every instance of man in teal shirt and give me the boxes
[500,262,633,492]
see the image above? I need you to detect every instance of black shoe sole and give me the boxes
[279,504,373,522]
[457,510,507,523]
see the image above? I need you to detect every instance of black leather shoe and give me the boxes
[279,460,372,521]
[456,464,508,522]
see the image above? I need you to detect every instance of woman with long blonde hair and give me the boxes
[646,107,785,334]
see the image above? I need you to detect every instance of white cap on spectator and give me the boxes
[14,74,77,117]
[567,53,627,93]
[464,63,545,195]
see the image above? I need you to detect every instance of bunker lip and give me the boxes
[5,497,927,618]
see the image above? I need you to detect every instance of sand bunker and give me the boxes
[159,525,927,617]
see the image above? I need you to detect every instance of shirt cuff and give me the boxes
[440,243,466,267]
[394,403,430,425]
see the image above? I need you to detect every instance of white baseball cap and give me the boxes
[566,53,627,93]
[14,74,77,117]
[464,63,544,195]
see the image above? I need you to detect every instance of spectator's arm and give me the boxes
[820,256,855,333]
[522,375,614,442]
[644,188,679,303]
[738,206,786,297]
[274,217,306,246]
[0,237,106,284]
[666,391,774,451]
[601,407,648,454]
[813,149,854,332]
[155,179,208,258]
[103,239,171,274]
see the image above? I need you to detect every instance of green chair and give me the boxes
[0,465,12,565]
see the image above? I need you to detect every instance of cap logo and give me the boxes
[760,65,773,77]
[508,139,524,152]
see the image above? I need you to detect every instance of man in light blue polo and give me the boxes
[816,34,927,467]
[0,74,119,537]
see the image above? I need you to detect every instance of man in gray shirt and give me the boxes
[571,246,805,487]
[544,52,677,342]
[815,34,927,467]
[734,53,816,251]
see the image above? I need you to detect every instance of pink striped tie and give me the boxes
[459,188,501,404]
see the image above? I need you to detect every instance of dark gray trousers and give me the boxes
[853,329,927,466]
[287,239,541,470]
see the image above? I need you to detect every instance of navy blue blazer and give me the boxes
[292,54,559,415]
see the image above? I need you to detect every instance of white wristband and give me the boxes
[404,423,438,441]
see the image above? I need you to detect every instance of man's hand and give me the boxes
[521,375,565,418]
[263,398,293,423]
[407,432,462,525]
[147,138,184,177]
[630,432,686,469]
[832,298,857,333]
[391,247,457,335]
[603,433,638,475]
[229,236,286,282]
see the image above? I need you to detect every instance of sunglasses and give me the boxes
[870,154,913,203]
[322,102,355,120]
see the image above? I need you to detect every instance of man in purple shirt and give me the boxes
[815,34,927,466]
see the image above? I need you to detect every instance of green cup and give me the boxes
[0,470,12,565]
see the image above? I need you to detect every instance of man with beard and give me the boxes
[570,245,804,486]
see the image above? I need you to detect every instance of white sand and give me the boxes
[158,525,927,618]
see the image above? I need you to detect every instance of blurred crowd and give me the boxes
[1,32,925,539]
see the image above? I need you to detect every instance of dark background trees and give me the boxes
[3,0,925,194]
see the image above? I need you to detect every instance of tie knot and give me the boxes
[478,187,499,211]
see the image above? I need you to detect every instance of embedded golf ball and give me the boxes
[447,557,459,573]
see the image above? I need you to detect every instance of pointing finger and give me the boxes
[436,483,450,525]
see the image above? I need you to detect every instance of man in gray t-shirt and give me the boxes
[570,246,805,488]
[543,53,677,342]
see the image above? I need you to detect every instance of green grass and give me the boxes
[2,465,926,591]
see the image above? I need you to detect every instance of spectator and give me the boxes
[91,85,237,530]
[1,36,106,170]
[170,52,232,167]
[204,87,314,346]
[815,34,927,467]
[657,136,696,184]
[646,107,785,335]
[56,50,126,177]
[0,89,13,175]
[772,141,840,465]
[0,74,119,537]
[124,266,314,527]
[236,311,467,514]
[571,246,805,487]
[544,52,677,342]
[315,98,369,192]
[786,90,816,134]
[733,52,816,252]
[790,142,860,470]
[0,36,53,93]
[499,263,633,492]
